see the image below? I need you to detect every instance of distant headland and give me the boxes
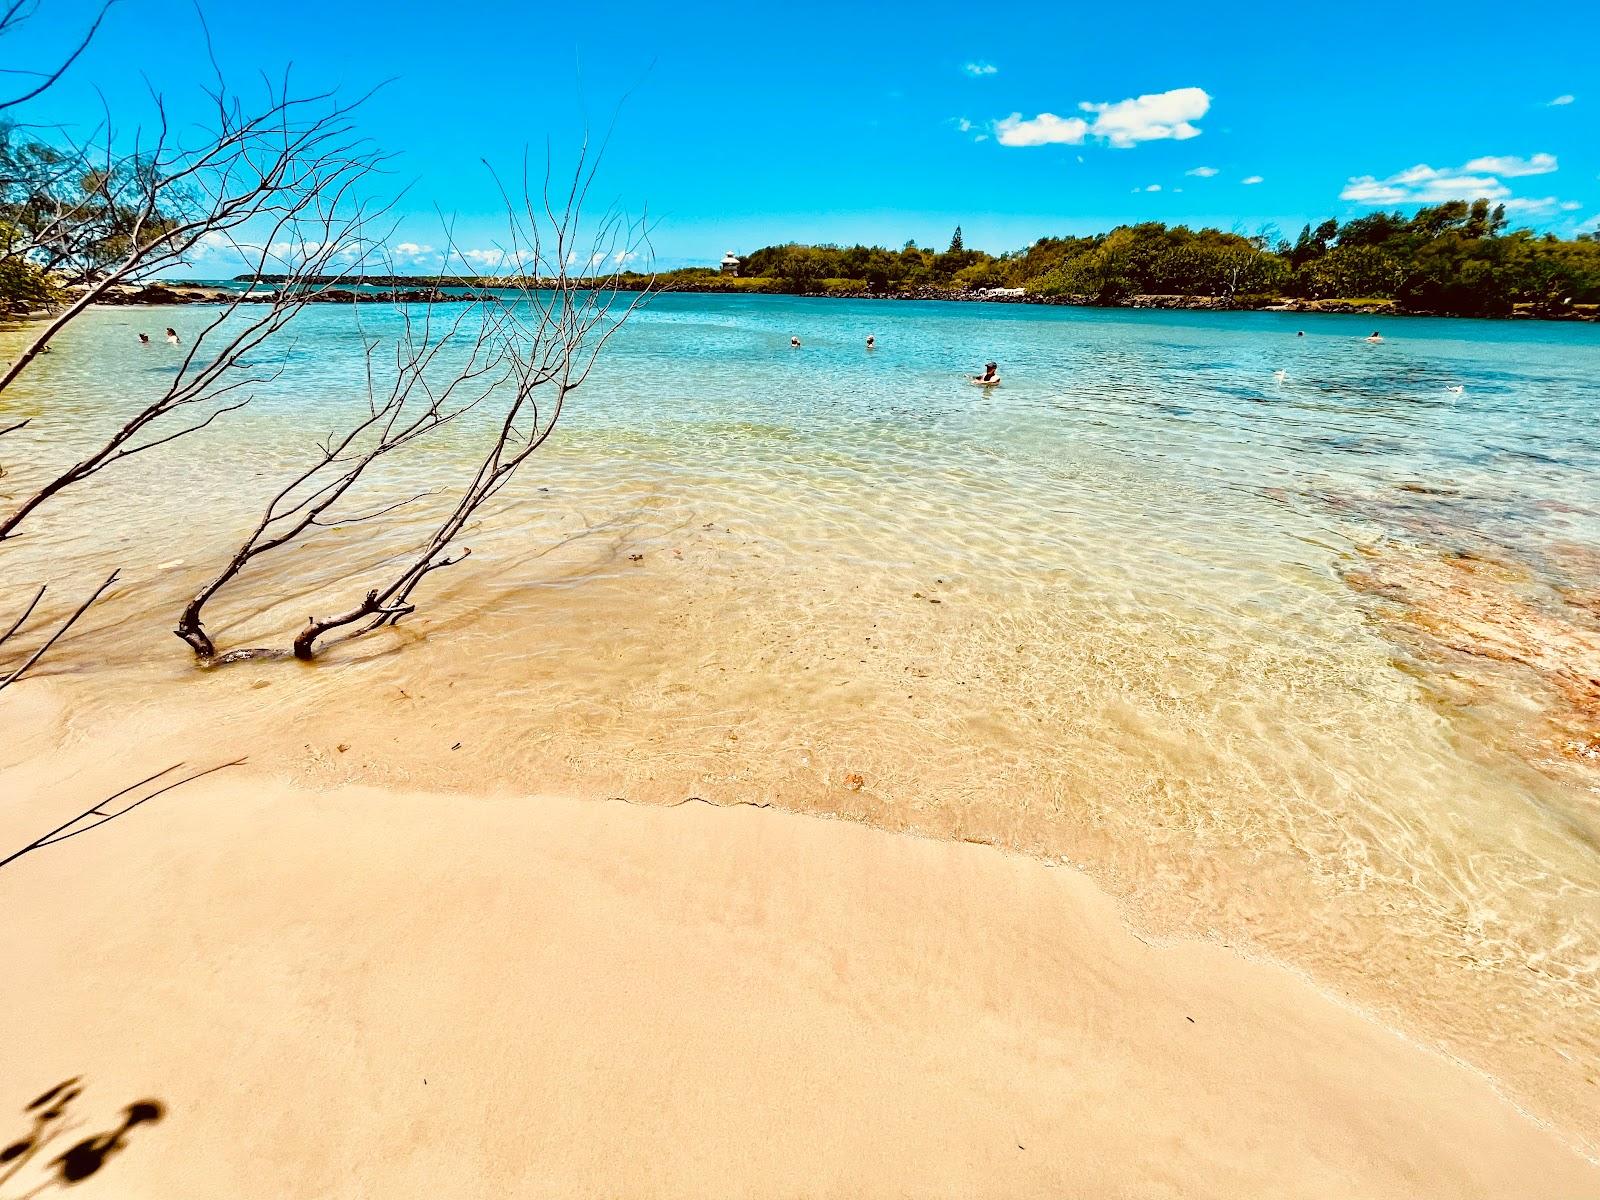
[60,200,1600,322]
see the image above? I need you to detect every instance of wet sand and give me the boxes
[1,684,1595,1199]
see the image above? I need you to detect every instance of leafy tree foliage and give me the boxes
[666,202,1600,316]
[0,118,181,311]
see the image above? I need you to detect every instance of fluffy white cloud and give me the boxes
[995,86,1209,149]
[1341,154,1574,217]
[188,231,236,258]
[1343,163,1509,204]
[460,248,506,268]
[1185,165,1219,177]
[995,111,1089,146]
[1499,196,1576,215]
[1462,153,1557,177]
[392,241,437,266]
[1144,184,1162,192]
[963,61,997,77]
[1547,94,1574,106]
[1078,86,1210,148]
[1241,175,1264,184]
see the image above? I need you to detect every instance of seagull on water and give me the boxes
[1446,385,1464,394]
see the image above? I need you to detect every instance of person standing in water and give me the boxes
[866,335,876,350]
[790,336,801,349]
[972,361,999,384]
[138,333,150,344]
[165,327,181,345]
[1364,331,1383,343]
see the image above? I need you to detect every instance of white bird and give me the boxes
[1446,385,1464,395]
[1273,369,1288,383]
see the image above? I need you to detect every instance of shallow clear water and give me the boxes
[3,294,1599,1139]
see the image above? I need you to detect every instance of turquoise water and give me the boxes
[3,294,1599,1135]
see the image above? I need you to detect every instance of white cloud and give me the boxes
[1186,165,1219,177]
[461,248,506,268]
[995,111,1089,146]
[1241,175,1264,184]
[265,239,362,263]
[1547,94,1574,106]
[963,61,998,77]
[1077,86,1210,148]
[1144,184,1162,192]
[1341,156,1578,218]
[1500,196,1562,215]
[1462,153,1557,177]
[189,231,235,258]
[392,241,437,265]
[995,86,1210,149]
[954,117,974,133]
[1343,164,1510,205]
[1559,200,1582,211]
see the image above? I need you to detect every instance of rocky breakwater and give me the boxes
[88,283,501,306]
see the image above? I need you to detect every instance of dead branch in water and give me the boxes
[174,294,514,658]
[0,8,387,684]
[290,147,654,660]
[0,77,389,538]
[177,143,653,663]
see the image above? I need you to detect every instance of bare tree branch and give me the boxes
[174,286,513,657]
[0,0,116,111]
[290,143,656,660]
[0,74,390,546]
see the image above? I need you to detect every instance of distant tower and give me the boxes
[720,250,742,277]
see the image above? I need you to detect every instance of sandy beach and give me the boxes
[4,0,1599,1189]
[3,299,1598,1196]
[1,679,1596,1199]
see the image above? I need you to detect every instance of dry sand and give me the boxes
[1,687,1595,1198]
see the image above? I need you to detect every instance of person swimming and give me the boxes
[971,361,1000,385]
[866,335,876,349]
[165,327,180,345]
[138,333,150,344]
[790,336,801,348]
[1364,331,1383,343]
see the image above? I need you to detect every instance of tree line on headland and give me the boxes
[660,204,1600,318]
[227,202,1600,320]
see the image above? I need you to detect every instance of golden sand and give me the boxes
[1,681,1595,1198]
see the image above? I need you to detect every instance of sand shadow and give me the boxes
[0,1079,164,1197]
[0,758,246,872]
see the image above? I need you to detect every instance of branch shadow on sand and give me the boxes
[0,1079,164,1197]
[0,758,246,872]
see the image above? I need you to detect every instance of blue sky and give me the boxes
[13,0,1598,270]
